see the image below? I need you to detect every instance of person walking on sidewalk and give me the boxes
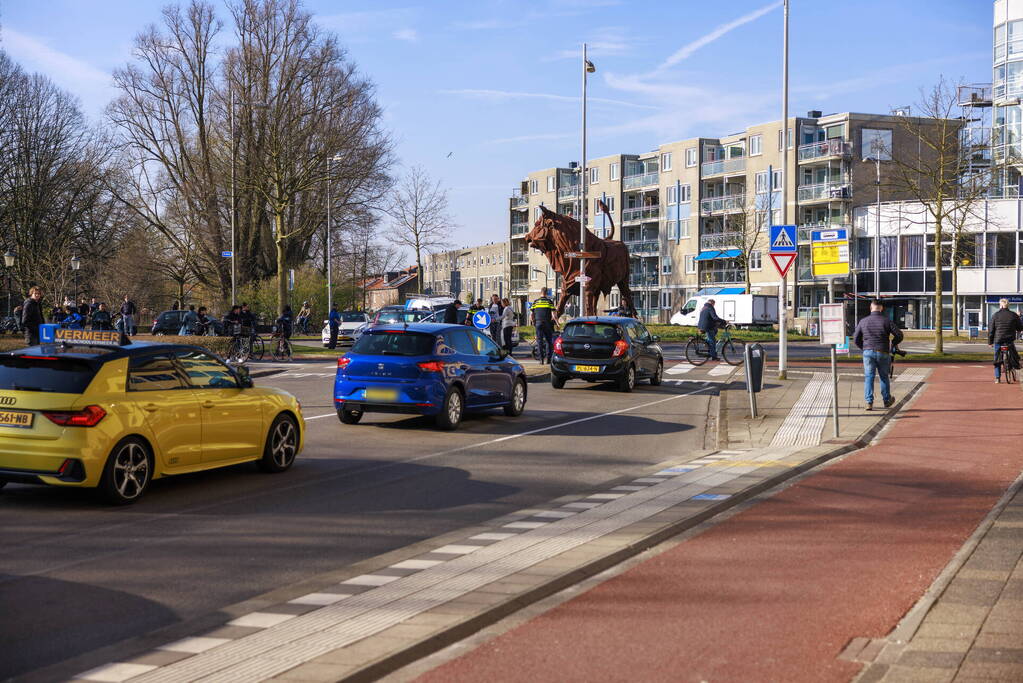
[530,288,557,364]
[21,286,45,346]
[120,295,137,336]
[853,299,903,410]
[500,297,516,354]
[698,299,726,361]
[987,298,1023,383]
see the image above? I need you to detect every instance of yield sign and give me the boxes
[770,252,796,277]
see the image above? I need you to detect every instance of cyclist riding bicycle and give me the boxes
[988,298,1023,384]
[697,299,727,361]
[275,306,294,339]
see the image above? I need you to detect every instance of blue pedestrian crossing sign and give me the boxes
[769,225,796,253]
[472,310,492,330]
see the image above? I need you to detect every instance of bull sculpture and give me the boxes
[524,203,635,318]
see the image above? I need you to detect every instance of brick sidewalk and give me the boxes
[413,367,1023,683]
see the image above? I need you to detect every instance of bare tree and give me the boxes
[881,78,989,353]
[386,166,455,290]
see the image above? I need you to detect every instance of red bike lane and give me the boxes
[417,366,1023,683]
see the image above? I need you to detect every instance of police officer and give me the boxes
[530,287,557,364]
[465,298,484,326]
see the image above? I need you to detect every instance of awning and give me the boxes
[696,287,747,296]
[694,249,741,261]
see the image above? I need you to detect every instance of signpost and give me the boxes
[819,303,844,438]
[769,225,797,377]
[472,310,492,330]
[566,251,601,260]
[221,251,233,258]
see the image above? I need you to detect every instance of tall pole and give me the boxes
[874,154,881,298]
[579,43,589,317]
[778,0,790,379]
[230,89,236,306]
[327,158,333,312]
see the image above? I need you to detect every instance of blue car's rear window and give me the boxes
[351,331,436,356]
[0,356,98,393]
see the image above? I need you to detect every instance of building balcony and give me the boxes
[621,206,660,223]
[629,273,660,288]
[510,195,529,210]
[622,171,659,190]
[699,268,744,285]
[701,157,746,177]
[700,194,745,214]
[626,240,660,255]
[797,139,852,163]
[510,249,529,264]
[511,278,529,292]
[699,231,744,251]
[797,181,851,203]
[511,221,529,236]
[557,185,580,200]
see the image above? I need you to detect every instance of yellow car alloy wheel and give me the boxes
[259,414,299,473]
[100,437,152,505]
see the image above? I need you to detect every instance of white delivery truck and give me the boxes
[670,294,779,328]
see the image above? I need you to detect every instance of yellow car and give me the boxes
[0,334,304,504]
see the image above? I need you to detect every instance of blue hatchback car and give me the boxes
[334,323,527,430]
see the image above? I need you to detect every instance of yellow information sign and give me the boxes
[811,239,850,277]
[53,328,124,346]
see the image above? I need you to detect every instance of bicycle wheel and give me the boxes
[684,338,708,366]
[722,338,745,366]
[227,338,245,363]
[251,336,265,361]
[1008,366,1018,384]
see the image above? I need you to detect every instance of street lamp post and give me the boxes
[4,250,15,317]
[579,45,596,317]
[326,154,344,312]
[70,255,81,307]
[532,267,549,291]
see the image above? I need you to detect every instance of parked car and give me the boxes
[151,310,188,335]
[670,294,778,328]
[550,316,664,392]
[334,323,527,430]
[347,306,436,344]
[320,311,370,347]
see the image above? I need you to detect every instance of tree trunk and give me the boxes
[414,244,423,295]
[951,262,959,338]
[933,219,944,355]
[275,213,287,315]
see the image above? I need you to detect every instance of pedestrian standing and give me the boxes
[179,304,198,336]
[443,298,461,324]
[853,299,904,410]
[91,302,113,330]
[501,297,516,354]
[120,295,137,336]
[21,286,45,346]
[62,305,84,329]
[488,294,503,341]
[327,304,341,349]
[465,298,484,326]
[987,298,1023,384]
[529,287,557,364]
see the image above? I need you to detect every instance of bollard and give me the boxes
[745,342,766,418]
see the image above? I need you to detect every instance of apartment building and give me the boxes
[508,112,926,324]
[422,242,510,303]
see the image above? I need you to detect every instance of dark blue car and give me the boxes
[334,323,527,430]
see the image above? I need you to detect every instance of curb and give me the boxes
[334,377,926,682]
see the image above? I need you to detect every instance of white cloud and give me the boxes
[3,27,113,116]
[320,8,418,42]
[654,1,782,74]
[393,28,419,43]
[440,88,658,110]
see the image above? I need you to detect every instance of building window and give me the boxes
[547,175,555,192]
[755,171,768,194]
[662,255,672,274]
[862,128,893,160]
[661,291,672,308]
[667,220,678,240]
[772,169,784,190]
[530,179,538,194]
[530,268,537,281]
[750,250,762,271]
[666,186,676,204]
[685,148,697,167]
[590,166,599,183]
[880,236,898,269]
[685,254,696,273]
[778,127,793,151]
[680,184,691,202]
[610,162,619,181]
[987,232,1017,266]
[534,206,542,220]
[750,134,762,156]
[679,218,690,238]
[661,152,672,171]
[595,197,614,212]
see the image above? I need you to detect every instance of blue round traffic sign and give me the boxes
[472,310,491,329]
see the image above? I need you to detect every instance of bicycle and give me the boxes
[684,325,745,366]
[995,343,1018,384]
[226,324,253,363]
[270,328,293,361]
[249,334,266,361]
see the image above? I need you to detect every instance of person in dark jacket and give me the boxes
[697,299,727,361]
[120,295,137,335]
[21,286,45,346]
[853,299,904,410]
[987,298,1023,383]
[443,298,462,325]
[61,305,84,330]
[91,302,113,330]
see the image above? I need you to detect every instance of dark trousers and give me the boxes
[536,322,554,361]
[328,323,339,349]
[24,325,39,347]
[503,326,514,353]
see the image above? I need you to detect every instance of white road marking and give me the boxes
[227,612,296,628]
[469,532,518,541]
[75,662,159,682]
[588,493,626,500]
[432,544,485,554]
[708,364,734,376]
[611,485,646,491]
[287,593,351,606]
[504,521,547,529]
[391,559,444,570]
[157,637,231,654]
[562,502,602,510]
[305,413,337,421]
[341,574,400,587]
[666,363,694,375]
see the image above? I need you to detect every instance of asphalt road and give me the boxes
[0,363,716,681]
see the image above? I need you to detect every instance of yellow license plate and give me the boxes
[364,388,398,402]
[0,410,34,428]
[573,365,600,373]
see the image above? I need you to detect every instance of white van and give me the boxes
[670,295,779,328]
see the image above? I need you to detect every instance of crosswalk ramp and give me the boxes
[665,362,738,383]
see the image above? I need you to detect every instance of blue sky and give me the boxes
[2,0,993,251]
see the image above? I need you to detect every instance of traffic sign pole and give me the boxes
[769,224,797,380]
